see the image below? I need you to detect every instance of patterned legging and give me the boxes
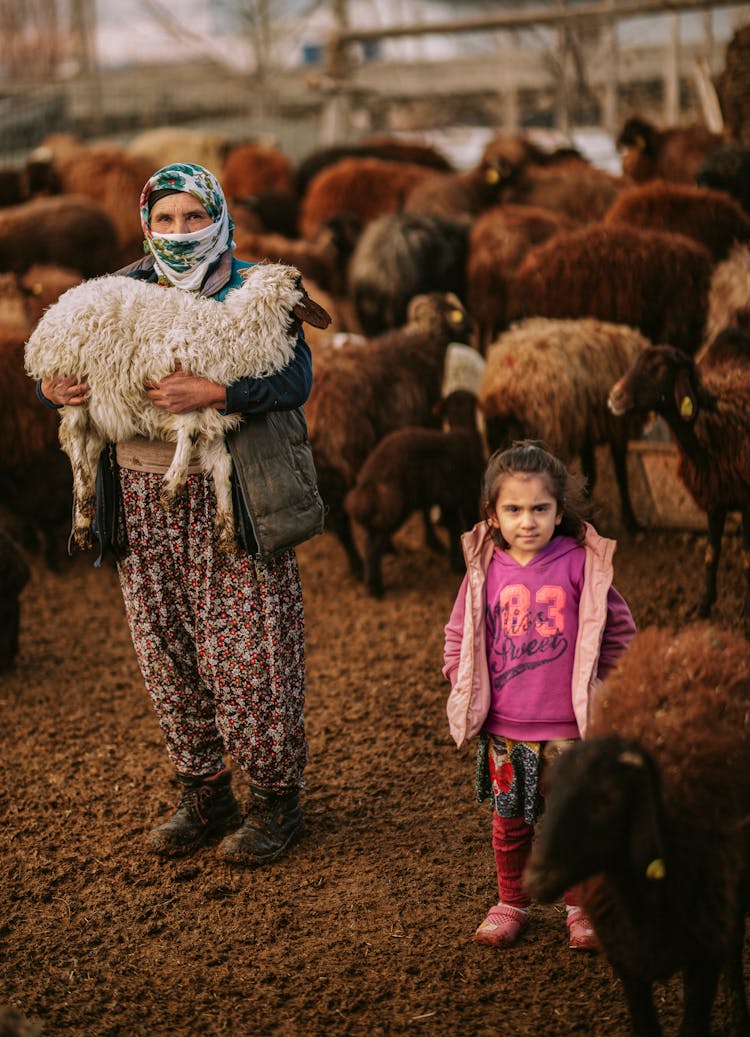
[116,468,308,791]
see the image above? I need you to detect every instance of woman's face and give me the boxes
[149,192,212,234]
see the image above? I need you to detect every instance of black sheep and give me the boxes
[525,622,750,1037]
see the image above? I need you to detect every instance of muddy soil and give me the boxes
[1,457,747,1037]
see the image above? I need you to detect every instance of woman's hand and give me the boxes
[41,375,90,406]
[145,368,227,413]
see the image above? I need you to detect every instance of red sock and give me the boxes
[492,812,534,909]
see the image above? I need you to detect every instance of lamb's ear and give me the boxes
[292,285,331,330]
[673,367,697,422]
[619,750,667,882]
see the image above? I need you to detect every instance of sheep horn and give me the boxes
[293,290,332,330]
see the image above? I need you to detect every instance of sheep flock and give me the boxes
[4,111,750,1034]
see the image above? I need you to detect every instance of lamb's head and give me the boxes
[232,262,331,339]
[406,291,473,343]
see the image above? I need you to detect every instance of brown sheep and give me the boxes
[344,389,485,597]
[616,115,727,183]
[478,317,650,532]
[299,157,434,241]
[306,292,474,576]
[0,196,119,278]
[0,329,61,465]
[509,223,712,356]
[0,264,82,335]
[221,141,296,201]
[402,154,507,220]
[294,135,453,196]
[466,204,574,350]
[233,214,359,298]
[525,622,750,1037]
[603,180,750,263]
[498,164,624,225]
[608,345,750,632]
[479,132,588,186]
[34,145,154,264]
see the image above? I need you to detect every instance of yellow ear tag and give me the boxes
[635,134,646,151]
[679,396,694,420]
[485,167,500,184]
[449,309,465,324]
[645,858,666,881]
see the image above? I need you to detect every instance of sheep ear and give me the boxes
[625,753,667,882]
[673,369,697,422]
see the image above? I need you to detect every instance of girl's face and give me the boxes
[487,472,562,565]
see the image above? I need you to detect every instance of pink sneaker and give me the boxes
[474,903,529,947]
[566,908,601,951]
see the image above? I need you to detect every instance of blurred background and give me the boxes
[2,0,750,171]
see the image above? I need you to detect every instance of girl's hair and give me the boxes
[482,439,588,547]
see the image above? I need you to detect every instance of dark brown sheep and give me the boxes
[603,180,750,263]
[348,211,468,337]
[294,136,453,196]
[39,145,155,264]
[608,345,750,632]
[299,157,434,241]
[344,389,484,597]
[509,224,712,356]
[0,196,119,277]
[616,115,727,184]
[525,622,750,1037]
[696,145,750,214]
[307,293,474,576]
[221,141,296,201]
[466,204,574,350]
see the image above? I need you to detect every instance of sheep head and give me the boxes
[237,262,332,333]
[524,735,667,904]
[608,345,698,423]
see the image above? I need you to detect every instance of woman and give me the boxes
[37,163,323,866]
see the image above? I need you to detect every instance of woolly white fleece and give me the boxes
[24,262,305,550]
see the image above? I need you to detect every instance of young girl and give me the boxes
[443,440,636,950]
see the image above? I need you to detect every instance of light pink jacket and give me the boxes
[443,521,636,748]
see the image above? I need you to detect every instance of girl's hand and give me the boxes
[145,368,227,413]
[41,375,89,406]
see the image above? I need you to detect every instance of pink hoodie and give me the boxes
[443,521,636,748]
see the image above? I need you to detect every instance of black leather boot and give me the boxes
[147,768,243,857]
[219,785,303,865]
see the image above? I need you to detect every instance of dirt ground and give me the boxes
[2,454,748,1037]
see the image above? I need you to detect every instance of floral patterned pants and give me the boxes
[116,468,308,791]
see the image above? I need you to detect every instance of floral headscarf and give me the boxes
[139,162,234,291]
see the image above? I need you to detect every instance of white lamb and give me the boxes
[24,262,330,551]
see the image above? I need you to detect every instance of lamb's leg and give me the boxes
[363,529,388,598]
[161,424,196,508]
[199,437,237,554]
[59,409,102,550]
[442,509,465,573]
[679,959,719,1037]
[422,508,445,553]
[722,906,750,1036]
[696,508,726,619]
[617,974,661,1037]
[609,439,643,533]
[580,444,596,498]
